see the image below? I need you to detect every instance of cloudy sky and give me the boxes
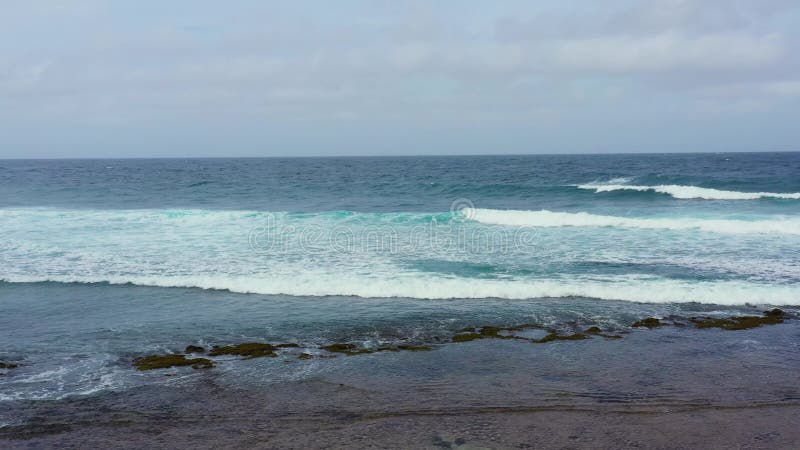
[1,0,799,157]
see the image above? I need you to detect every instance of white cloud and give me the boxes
[0,1,798,156]
[552,32,783,72]
[762,80,800,97]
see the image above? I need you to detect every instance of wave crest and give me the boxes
[2,275,798,306]
[466,208,800,234]
[577,183,800,200]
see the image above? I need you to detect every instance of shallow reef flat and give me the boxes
[3,317,800,449]
[125,308,791,373]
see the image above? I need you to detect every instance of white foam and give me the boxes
[466,208,800,235]
[577,183,800,200]
[1,207,798,306]
[2,273,799,306]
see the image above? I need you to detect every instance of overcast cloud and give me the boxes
[1,0,799,157]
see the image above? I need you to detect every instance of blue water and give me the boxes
[1,152,799,402]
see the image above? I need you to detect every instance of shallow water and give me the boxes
[1,282,798,404]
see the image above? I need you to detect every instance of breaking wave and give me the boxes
[2,275,798,306]
[466,208,800,235]
[576,183,800,200]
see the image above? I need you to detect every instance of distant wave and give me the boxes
[2,275,798,306]
[466,208,800,235]
[576,183,800,200]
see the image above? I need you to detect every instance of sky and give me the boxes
[1,0,799,158]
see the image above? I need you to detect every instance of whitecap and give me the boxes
[465,208,800,235]
[576,183,800,200]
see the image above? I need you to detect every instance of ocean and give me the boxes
[1,153,800,445]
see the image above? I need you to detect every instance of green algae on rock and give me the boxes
[321,342,434,355]
[691,311,785,331]
[632,317,663,328]
[208,342,278,358]
[536,332,589,343]
[452,324,540,343]
[134,354,214,371]
[584,326,622,339]
[396,344,433,351]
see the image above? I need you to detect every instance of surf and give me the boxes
[2,275,799,306]
[576,183,800,200]
[465,208,800,235]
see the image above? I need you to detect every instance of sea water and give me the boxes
[1,153,799,405]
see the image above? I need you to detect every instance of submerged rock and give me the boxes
[0,362,19,369]
[451,333,485,343]
[536,332,589,343]
[691,311,784,331]
[276,343,300,348]
[321,342,434,355]
[584,326,622,339]
[452,324,539,343]
[185,345,205,354]
[632,318,663,328]
[396,344,433,351]
[298,353,313,360]
[134,354,213,371]
[322,343,374,355]
[209,342,277,358]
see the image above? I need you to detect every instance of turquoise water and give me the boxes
[1,152,799,402]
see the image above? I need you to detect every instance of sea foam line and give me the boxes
[2,274,798,305]
[576,183,800,200]
[465,208,800,235]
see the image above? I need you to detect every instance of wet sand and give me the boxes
[2,382,798,449]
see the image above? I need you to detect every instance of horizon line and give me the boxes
[2,149,799,161]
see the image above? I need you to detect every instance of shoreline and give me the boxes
[4,385,799,449]
[4,318,800,448]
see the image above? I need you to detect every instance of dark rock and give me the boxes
[134,354,214,371]
[452,324,539,343]
[0,362,19,369]
[584,326,622,339]
[632,317,662,328]
[298,353,313,360]
[276,343,300,348]
[185,345,205,354]
[764,308,785,317]
[396,344,433,351]
[451,333,484,343]
[691,314,783,331]
[536,332,589,343]
[208,342,277,358]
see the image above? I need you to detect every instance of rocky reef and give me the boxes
[134,354,213,371]
[208,343,279,359]
[632,317,663,328]
[130,309,791,371]
[691,309,786,331]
